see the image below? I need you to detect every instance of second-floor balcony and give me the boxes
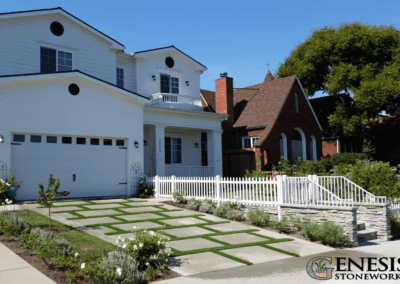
[150,93,203,111]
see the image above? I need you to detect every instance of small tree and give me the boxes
[37,174,70,228]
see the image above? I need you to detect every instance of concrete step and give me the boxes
[357,229,378,242]
[357,222,366,231]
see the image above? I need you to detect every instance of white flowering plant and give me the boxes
[116,226,171,270]
[0,173,22,205]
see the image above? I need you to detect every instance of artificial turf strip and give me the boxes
[260,244,300,257]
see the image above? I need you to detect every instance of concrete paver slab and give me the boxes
[52,212,78,219]
[220,245,293,264]
[204,222,252,232]
[120,206,162,213]
[50,206,82,212]
[250,228,291,239]
[162,210,204,217]
[198,214,227,222]
[112,221,163,231]
[79,226,117,234]
[81,204,125,210]
[168,238,222,251]
[52,201,90,206]
[72,217,119,226]
[158,204,183,210]
[76,209,121,217]
[118,213,162,221]
[161,217,207,226]
[210,233,266,245]
[267,239,335,257]
[109,231,171,242]
[91,199,128,203]
[167,251,245,276]
[162,227,214,238]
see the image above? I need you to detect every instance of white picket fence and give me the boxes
[149,175,358,208]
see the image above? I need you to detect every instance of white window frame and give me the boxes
[39,45,75,73]
[160,73,180,94]
[295,93,299,113]
[242,136,259,148]
[117,68,124,88]
[165,136,182,164]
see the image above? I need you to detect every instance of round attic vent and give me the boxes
[165,56,174,68]
[50,21,64,36]
[68,84,80,95]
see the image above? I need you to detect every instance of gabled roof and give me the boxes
[0,7,125,50]
[132,45,207,71]
[0,70,150,103]
[200,89,216,112]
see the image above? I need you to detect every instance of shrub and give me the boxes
[199,202,215,213]
[137,180,154,198]
[272,159,296,176]
[390,213,400,240]
[225,209,245,221]
[301,221,319,241]
[144,262,166,280]
[330,153,370,168]
[186,198,201,211]
[0,217,16,237]
[0,211,31,236]
[247,207,269,226]
[172,190,185,203]
[289,216,303,232]
[269,217,288,233]
[315,222,350,247]
[224,201,238,210]
[213,205,228,218]
[295,160,328,176]
[0,173,22,205]
[37,174,70,228]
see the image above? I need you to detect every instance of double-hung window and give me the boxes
[242,136,259,148]
[117,68,124,88]
[40,47,72,73]
[165,137,182,164]
[160,74,179,94]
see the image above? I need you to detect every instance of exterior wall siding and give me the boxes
[117,55,137,93]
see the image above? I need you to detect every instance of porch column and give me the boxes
[207,130,223,177]
[154,125,166,177]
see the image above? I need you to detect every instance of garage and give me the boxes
[11,133,128,201]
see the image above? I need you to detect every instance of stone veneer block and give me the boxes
[50,206,82,212]
[168,238,222,251]
[76,210,121,217]
[72,217,119,226]
[220,246,293,264]
[91,199,128,203]
[82,204,125,210]
[112,222,163,231]
[204,222,251,232]
[118,213,161,221]
[119,207,162,213]
[210,233,266,245]
[162,227,214,238]
[161,210,204,217]
[161,217,207,226]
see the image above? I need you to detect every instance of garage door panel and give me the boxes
[11,135,127,201]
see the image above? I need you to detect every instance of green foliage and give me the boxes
[272,159,296,176]
[172,189,185,203]
[277,22,400,137]
[295,160,328,176]
[213,205,229,218]
[0,217,16,237]
[289,216,303,232]
[301,221,320,241]
[137,181,154,198]
[300,221,350,246]
[225,209,245,221]
[37,174,70,228]
[0,211,31,236]
[144,262,166,280]
[330,153,370,167]
[0,173,22,205]
[199,201,215,213]
[186,198,201,211]
[390,213,400,240]
[224,201,239,210]
[121,227,171,270]
[247,207,269,226]
[269,217,288,233]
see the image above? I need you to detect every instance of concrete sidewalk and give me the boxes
[0,242,56,284]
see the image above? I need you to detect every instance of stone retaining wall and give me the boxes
[357,204,391,241]
[246,204,358,246]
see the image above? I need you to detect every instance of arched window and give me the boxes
[279,133,288,161]
[310,136,317,162]
[292,128,306,162]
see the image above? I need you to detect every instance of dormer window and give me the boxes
[295,93,299,113]
[117,68,124,88]
[160,74,179,94]
[242,136,259,148]
[40,47,72,73]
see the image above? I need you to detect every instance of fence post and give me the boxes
[215,175,221,207]
[312,175,318,205]
[171,175,176,200]
[307,175,313,205]
[276,175,283,221]
[155,175,160,199]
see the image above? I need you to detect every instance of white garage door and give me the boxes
[11,134,127,201]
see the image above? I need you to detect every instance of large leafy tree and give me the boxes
[277,22,400,142]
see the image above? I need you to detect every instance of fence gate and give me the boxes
[0,161,7,180]
[130,163,143,195]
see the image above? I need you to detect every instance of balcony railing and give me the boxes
[150,93,203,111]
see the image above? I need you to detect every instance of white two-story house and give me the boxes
[0,7,227,201]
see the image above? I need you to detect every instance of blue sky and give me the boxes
[3,0,400,99]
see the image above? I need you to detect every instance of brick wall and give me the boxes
[322,139,339,157]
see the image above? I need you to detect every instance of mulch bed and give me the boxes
[0,221,180,283]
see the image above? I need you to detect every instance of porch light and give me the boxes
[194,143,199,148]
[134,141,139,148]
[152,75,156,81]
[0,135,3,143]
[186,81,189,86]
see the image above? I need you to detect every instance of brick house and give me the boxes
[201,71,323,177]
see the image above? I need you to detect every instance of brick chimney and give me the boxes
[215,72,234,131]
